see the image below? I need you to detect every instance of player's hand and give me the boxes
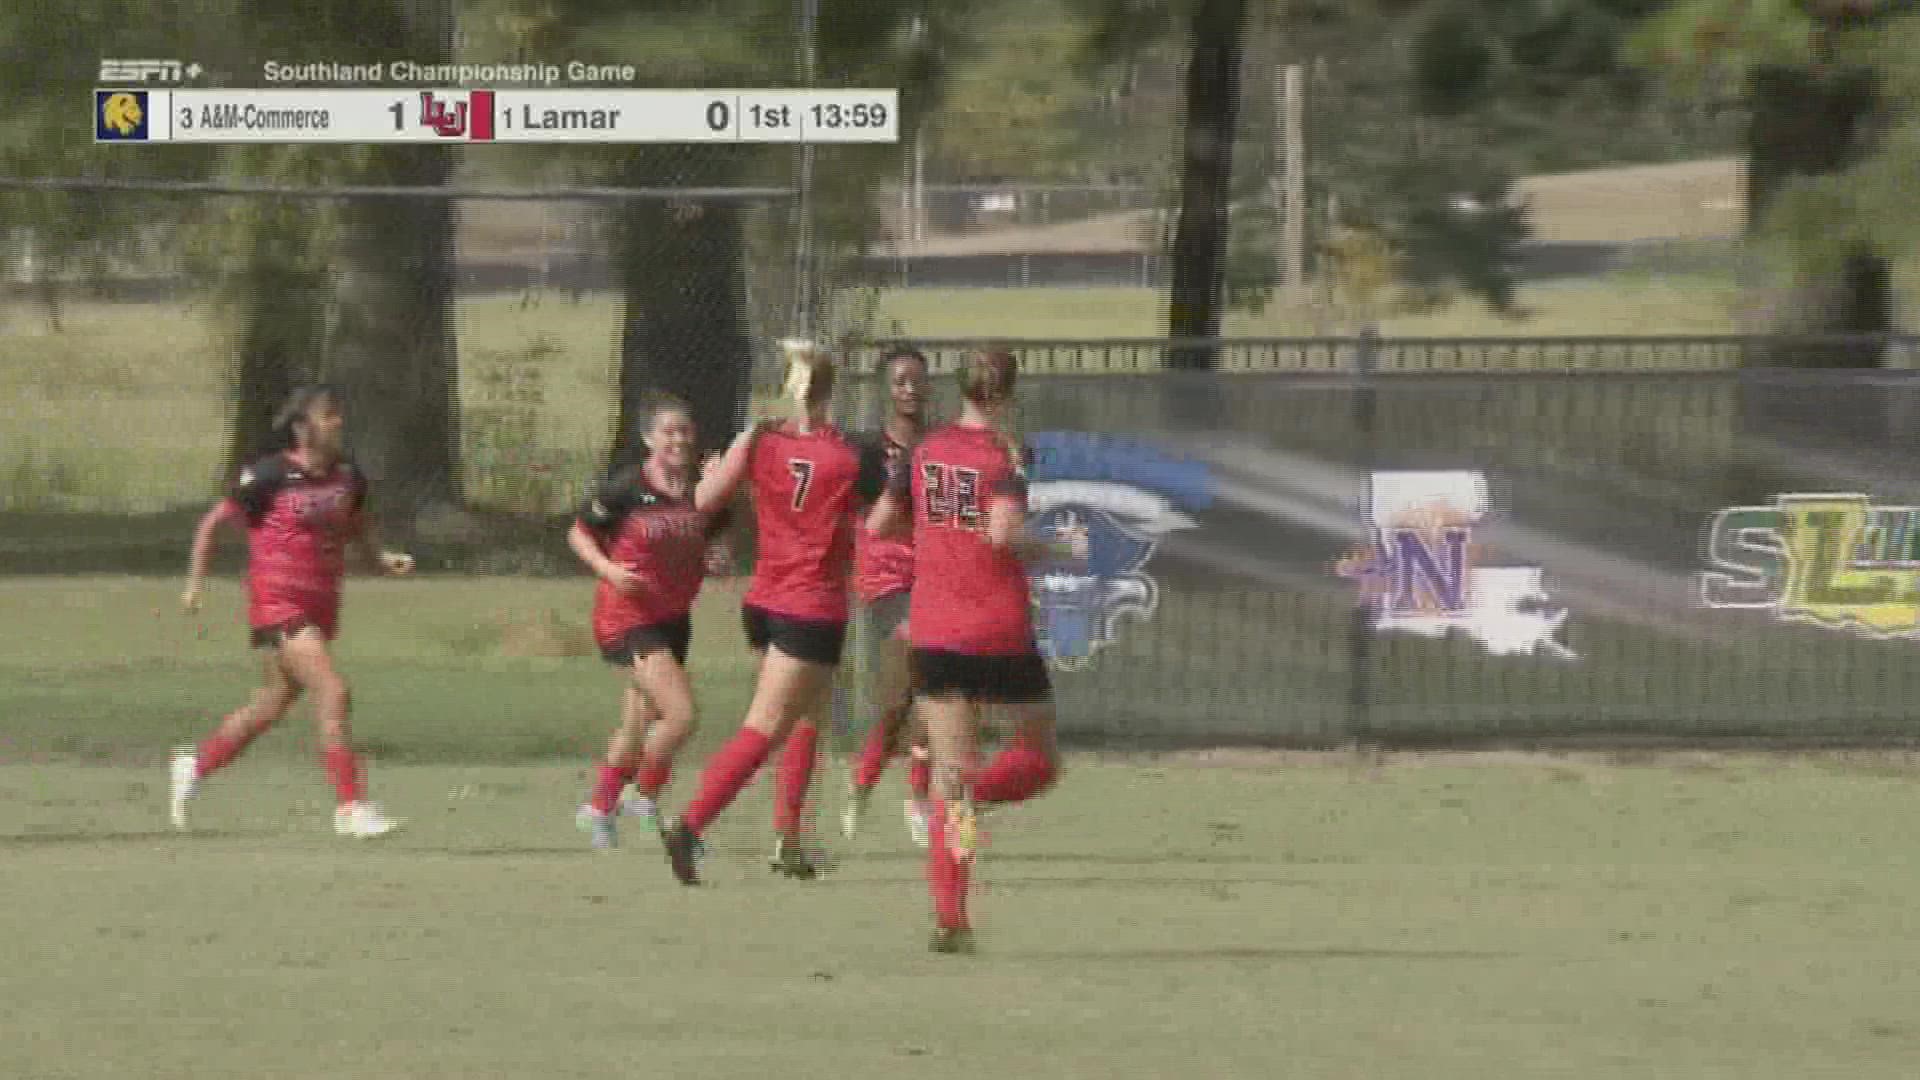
[1062,522,1090,562]
[700,451,725,482]
[379,551,415,576]
[180,580,203,614]
[704,541,734,577]
[603,566,643,595]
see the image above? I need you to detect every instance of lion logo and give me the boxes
[101,92,145,137]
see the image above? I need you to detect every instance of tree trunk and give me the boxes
[325,152,462,540]
[609,198,754,469]
[223,217,329,481]
[1165,0,1250,370]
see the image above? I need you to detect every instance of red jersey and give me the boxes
[742,421,881,623]
[895,424,1035,656]
[226,452,367,629]
[578,465,728,644]
[853,428,915,604]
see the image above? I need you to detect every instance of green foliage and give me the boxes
[1411,0,1495,117]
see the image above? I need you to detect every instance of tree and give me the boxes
[473,0,954,466]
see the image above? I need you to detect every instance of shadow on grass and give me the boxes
[856,850,1271,867]
[1016,945,1518,963]
[0,828,265,845]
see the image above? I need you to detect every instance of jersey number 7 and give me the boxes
[788,458,815,511]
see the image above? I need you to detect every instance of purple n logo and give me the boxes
[1389,527,1470,613]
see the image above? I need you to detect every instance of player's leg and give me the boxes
[626,635,698,827]
[918,686,981,954]
[971,656,1061,807]
[276,627,399,838]
[170,645,303,830]
[765,617,846,877]
[845,602,914,838]
[660,605,793,884]
[577,682,656,849]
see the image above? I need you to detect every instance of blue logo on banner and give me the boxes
[1024,432,1212,670]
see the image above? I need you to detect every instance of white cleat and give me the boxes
[576,804,618,850]
[905,798,932,849]
[168,749,198,832]
[333,801,401,838]
[842,783,871,840]
[618,793,658,831]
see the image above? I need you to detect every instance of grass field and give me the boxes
[7,575,1920,1077]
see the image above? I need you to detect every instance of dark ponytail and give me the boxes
[270,384,343,452]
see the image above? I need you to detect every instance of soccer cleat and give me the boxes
[661,818,701,885]
[904,798,932,849]
[768,836,820,880]
[929,927,977,955]
[620,792,659,832]
[946,798,979,864]
[575,804,617,850]
[168,749,198,832]
[841,782,872,839]
[333,801,401,838]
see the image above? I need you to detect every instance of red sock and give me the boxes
[633,756,672,799]
[322,744,364,804]
[195,724,255,779]
[774,720,819,839]
[852,715,893,789]
[972,742,1056,805]
[907,754,932,800]
[928,799,971,930]
[682,727,774,835]
[589,762,636,814]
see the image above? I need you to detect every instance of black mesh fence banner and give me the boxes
[845,337,1920,748]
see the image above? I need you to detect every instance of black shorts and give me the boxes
[911,649,1053,704]
[742,603,846,667]
[600,614,693,667]
[864,590,910,641]
[249,617,331,650]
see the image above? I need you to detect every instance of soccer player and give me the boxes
[570,393,733,850]
[659,340,882,884]
[172,384,412,838]
[843,347,935,846]
[866,347,1086,953]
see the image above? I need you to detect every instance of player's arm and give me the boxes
[571,476,643,593]
[181,498,243,612]
[344,468,413,575]
[985,460,1084,565]
[694,422,767,513]
[865,442,913,538]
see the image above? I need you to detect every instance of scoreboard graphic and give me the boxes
[91,88,898,144]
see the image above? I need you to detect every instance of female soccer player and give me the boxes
[172,384,413,838]
[570,393,733,850]
[867,347,1086,953]
[843,347,935,846]
[660,340,883,884]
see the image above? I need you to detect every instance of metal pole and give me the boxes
[1346,323,1380,746]
[1282,63,1306,298]
[791,0,820,340]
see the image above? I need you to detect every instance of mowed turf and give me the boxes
[6,578,1920,1077]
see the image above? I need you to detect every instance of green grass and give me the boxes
[7,751,1920,1078]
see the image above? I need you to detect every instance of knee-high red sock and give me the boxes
[681,727,774,836]
[972,741,1056,805]
[907,752,932,800]
[322,744,364,804]
[852,714,895,789]
[589,762,636,814]
[194,719,259,780]
[927,799,971,930]
[774,720,819,839]
[633,755,672,799]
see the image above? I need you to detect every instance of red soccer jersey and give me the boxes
[897,424,1036,656]
[227,453,367,629]
[742,421,878,623]
[854,428,915,604]
[578,465,728,644]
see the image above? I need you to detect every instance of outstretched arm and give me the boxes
[694,425,762,513]
[182,500,240,611]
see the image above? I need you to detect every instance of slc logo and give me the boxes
[1024,432,1210,671]
[96,90,150,141]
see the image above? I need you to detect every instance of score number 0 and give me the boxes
[704,100,732,134]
